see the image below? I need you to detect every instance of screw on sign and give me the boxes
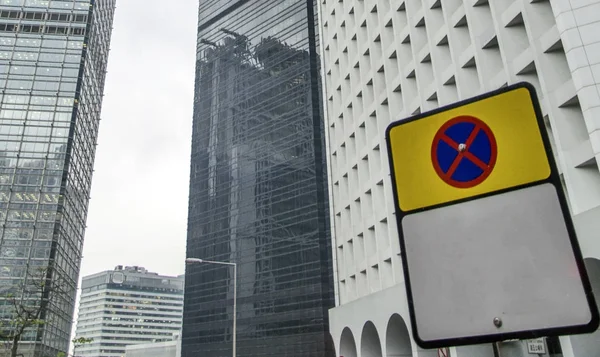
[438,347,449,357]
[431,115,497,189]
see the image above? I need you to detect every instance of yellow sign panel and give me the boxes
[387,86,551,212]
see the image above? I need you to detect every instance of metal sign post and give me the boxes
[385,82,599,349]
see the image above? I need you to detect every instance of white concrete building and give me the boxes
[124,337,181,357]
[73,266,184,357]
[318,0,600,356]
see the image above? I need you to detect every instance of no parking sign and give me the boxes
[431,115,497,189]
[385,82,599,348]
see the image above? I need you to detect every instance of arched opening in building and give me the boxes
[361,321,383,357]
[385,314,412,357]
[340,327,357,357]
[569,258,600,356]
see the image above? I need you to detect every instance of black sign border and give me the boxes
[384,81,600,349]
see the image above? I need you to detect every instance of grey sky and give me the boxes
[80,0,199,279]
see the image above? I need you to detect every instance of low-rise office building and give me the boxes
[125,337,181,357]
[73,266,184,357]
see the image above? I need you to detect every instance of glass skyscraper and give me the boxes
[0,0,115,356]
[183,0,334,356]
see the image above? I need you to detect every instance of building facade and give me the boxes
[182,0,335,356]
[0,0,115,355]
[124,337,181,357]
[318,0,600,356]
[73,266,184,357]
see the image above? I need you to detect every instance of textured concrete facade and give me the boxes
[318,0,600,356]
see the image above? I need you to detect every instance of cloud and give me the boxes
[80,0,199,279]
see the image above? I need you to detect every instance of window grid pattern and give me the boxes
[183,0,335,356]
[74,268,184,357]
[320,0,600,308]
[0,0,115,355]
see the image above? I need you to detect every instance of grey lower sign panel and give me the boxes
[402,183,592,342]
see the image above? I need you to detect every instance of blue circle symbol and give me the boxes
[431,116,497,189]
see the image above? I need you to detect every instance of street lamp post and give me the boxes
[185,258,237,357]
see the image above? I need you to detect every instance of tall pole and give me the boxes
[232,263,237,357]
[493,342,501,357]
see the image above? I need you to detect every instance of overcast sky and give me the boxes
[79,0,200,279]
